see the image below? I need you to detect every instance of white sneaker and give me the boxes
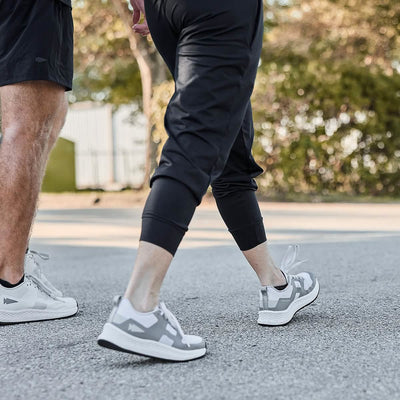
[25,249,63,297]
[0,276,78,324]
[98,296,206,361]
[258,245,319,326]
[258,271,319,326]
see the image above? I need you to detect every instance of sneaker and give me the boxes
[98,296,206,362]
[258,245,320,326]
[0,275,78,324]
[25,249,63,297]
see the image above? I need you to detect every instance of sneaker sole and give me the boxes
[257,280,320,326]
[0,304,78,325]
[97,322,207,362]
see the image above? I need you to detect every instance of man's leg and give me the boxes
[0,0,77,324]
[0,82,77,324]
[0,81,66,284]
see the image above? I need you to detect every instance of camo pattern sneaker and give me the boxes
[0,275,78,324]
[98,296,206,361]
[258,245,320,326]
[25,249,63,297]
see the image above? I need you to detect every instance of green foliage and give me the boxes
[251,0,400,198]
[72,0,142,106]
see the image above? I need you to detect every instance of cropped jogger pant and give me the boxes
[141,0,267,255]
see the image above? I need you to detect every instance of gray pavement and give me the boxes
[1,203,399,400]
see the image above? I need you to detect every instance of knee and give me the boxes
[3,117,52,144]
[2,102,66,149]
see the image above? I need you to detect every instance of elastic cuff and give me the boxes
[140,216,186,256]
[229,219,267,251]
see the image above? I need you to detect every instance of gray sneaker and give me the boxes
[258,245,319,326]
[98,296,206,362]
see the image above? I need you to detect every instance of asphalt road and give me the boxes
[1,202,399,400]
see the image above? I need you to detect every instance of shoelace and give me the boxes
[280,245,307,274]
[159,302,190,346]
[26,250,50,278]
[28,250,50,261]
[25,250,56,298]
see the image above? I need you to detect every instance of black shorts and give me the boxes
[0,0,73,91]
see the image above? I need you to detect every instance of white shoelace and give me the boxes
[280,245,307,274]
[25,250,57,298]
[26,250,50,278]
[159,302,190,346]
[28,250,50,261]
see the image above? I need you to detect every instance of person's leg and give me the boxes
[212,104,319,325]
[0,0,77,325]
[98,0,263,360]
[146,0,285,289]
[122,1,189,312]
[0,82,78,324]
[242,243,286,287]
[0,81,67,284]
[125,0,263,310]
[124,242,173,312]
[212,104,286,287]
[213,155,320,327]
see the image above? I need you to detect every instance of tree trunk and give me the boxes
[109,0,167,188]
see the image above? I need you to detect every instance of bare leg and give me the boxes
[124,241,285,314]
[124,241,173,312]
[242,242,287,287]
[0,81,67,284]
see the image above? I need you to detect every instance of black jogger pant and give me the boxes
[141,0,267,255]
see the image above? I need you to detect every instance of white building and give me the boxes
[60,102,147,189]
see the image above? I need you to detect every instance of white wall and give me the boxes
[60,102,146,189]
[112,105,147,187]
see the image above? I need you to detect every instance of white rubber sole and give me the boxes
[0,305,78,324]
[258,280,320,326]
[98,323,206,362]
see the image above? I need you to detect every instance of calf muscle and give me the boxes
[0,81,67,283]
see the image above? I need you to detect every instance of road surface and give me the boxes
[1,202,399,400]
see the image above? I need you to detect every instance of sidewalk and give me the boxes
[33,197,400,249]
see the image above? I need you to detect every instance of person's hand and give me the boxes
[130,0,149,36]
